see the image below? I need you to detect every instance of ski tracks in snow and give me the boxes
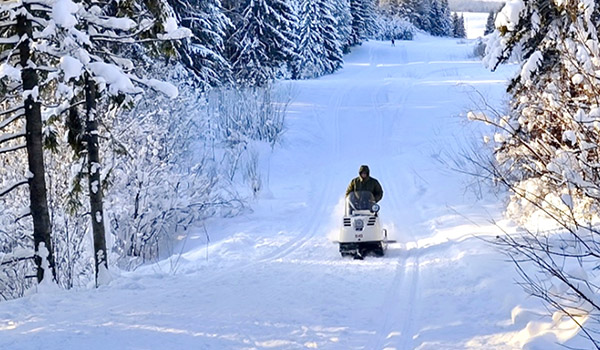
[372,252,420,350]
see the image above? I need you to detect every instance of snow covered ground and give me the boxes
[0,35,588,349]
[456,12,489,39]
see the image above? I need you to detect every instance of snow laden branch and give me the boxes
[0,132,25,145]
[0,179,28,197]
[0,143,26,155]
[470,0,600,347]
[0,0,192,292]
[0,109,24,130]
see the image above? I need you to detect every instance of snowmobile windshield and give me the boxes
[346,191,375,215]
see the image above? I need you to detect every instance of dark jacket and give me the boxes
[345,165,383,202]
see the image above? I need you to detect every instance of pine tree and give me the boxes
[349,0,365,46]
[1,0,188,288]
[169,0,231,88]
[332,0,353,53]
[361,0,377,39]
[412,0,431,32]
[348,0,376,47]
[321,0,344,73]
[294,0,344,79]
[458,15,466,38]
[452,13,466,38]
[225,0,299,86]
[428,0,447,36]
[440,0,452,35]
[483,10,496,35]
[294,0,322,78]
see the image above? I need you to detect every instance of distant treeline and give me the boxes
[448,0,504,12]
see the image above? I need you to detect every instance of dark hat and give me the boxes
[359,165,370,176]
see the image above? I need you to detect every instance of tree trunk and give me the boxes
[17,11,55,283]
[84,74,108,286]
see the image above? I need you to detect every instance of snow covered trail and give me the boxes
[2,36,575,350]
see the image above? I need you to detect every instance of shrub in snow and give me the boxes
[104,65,289,268]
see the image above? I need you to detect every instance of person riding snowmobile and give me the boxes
[345,165,383,203]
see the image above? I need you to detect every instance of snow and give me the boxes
[34,243,60,294]
[0,35,587,349]
[141,78,179,99]
[90,162,100,175]
[60,55,83,81]
[88,16,136,31]
[0,63,21,81]
[520,51,543,84]
[158,17,192,40]
[22,86,39,100]
[52,0,79,29]
[455,12,489,39]
[0,247,31,263]
[582,0,595,20]
[88,62,141,95]
[496,0,525,31]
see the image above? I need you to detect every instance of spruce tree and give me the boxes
[440,0,452,35]
[349,0,366,46]
[413,0,432,32]
[348,0,376,47]
[225,0,299,86]
[295,0,322,78]
[294,0,344,79]
[333,0,353,53]
[361,0,377,39]
[169,0,231,88]
[483,10,496,35]
[452,13,466,38]
[428,0,448,36]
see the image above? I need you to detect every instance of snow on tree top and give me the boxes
[52,0,79,29]
[495,0,524,32]
[89,62,141,96]
[0,63,21,82]
[60,56,83,82]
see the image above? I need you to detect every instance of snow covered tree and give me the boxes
[224,0,299,86]
[293,0,344,79]
[332,0,353,53]
[361,0,377,39]
[473,1,600,346]
[452,13,466,38]
[348,0,376,47]
[411,0,431,32]
[374,6,415,41]
[168,0,231,88]
[1,0,189,290]
[0,0,57,285]
[483,10,496,35]
[428,0,451,37]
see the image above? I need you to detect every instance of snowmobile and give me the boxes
[339,191,388,259]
